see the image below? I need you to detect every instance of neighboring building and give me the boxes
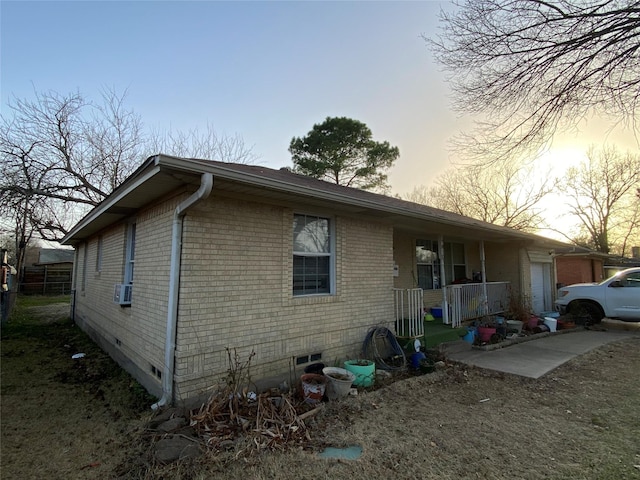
[62,155,569,405]
[604,246,640,277]
[21,248,74,295]
[554,247,610,288]
[37,248,75,266]
[554,246,640,286]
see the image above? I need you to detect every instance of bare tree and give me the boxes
[559,145,640,254]
[406,157,556,232]
[616,192,640,255]
[1,88,143,226]
[1,88,259,280]
[147,123,257,164]
[1,88,144,280]
[1,86,259,293]
[403,185,430,205]
[428,0,640,161]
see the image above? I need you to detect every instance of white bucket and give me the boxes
[322,367,355,401]
[506,320,523,334]
[543,317,557,332]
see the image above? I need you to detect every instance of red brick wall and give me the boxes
[556,257,604,286]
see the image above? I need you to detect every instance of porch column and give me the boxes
[479,240,488,316]
[439,235,449,324]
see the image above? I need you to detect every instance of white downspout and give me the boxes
[152,173,213,410]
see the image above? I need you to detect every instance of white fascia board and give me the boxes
[61,164,162,244]
[155,156,557,244]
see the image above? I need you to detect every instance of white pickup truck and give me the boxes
[555,267,640,323]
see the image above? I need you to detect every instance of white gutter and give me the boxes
[152,172,213,410]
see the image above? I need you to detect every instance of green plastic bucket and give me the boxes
[344,359,375,387]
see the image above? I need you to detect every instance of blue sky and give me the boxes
[1,1,636,198]
[1,0,465,194]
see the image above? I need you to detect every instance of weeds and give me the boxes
[189,348,314,457]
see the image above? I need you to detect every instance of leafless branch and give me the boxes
[428,0,640,161]
[559,144,640,253]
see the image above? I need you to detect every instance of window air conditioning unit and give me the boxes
[114,283,132,306]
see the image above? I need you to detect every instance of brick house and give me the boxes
[554,247,610,288]
[62,155,568,405]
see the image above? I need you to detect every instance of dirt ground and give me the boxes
[2,301,640,479]
[1,301,155,480]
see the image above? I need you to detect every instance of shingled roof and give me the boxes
[37,248,75,265]
[62,154,570,249]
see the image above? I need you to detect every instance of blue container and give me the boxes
[431,306,443,318]
[410,351,426,368]
[462,327,476,344]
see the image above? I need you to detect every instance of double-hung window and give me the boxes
[95,235,103,273]
[416,239,440,290]
[124,223,136,285]
[416,239,467,289]
[444,242,466,284]
[293,214,332,296]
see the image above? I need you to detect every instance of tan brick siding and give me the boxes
[172,196,395,400]
[72,195,183,397]
[71,185,542,403]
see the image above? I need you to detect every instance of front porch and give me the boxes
[394,316,468,351]
[444,281,511,327]
[393,281,512,348]
[422,319,468,349]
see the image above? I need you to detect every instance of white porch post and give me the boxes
[479,240,488,316]
[439,235,449,324]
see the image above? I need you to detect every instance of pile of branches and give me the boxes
[189,348,319,455]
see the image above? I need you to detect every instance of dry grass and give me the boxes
[2,296,639,479]
[202,341,640,480]
[1,296,155,479]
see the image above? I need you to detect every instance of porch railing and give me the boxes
[444,282,511,327]
[393,288,424,338]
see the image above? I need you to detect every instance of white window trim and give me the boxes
[95,235,103,273]
[124,223,136,285]
[81,242,88,292]
[416,238,467,289]
[293,213,336,297]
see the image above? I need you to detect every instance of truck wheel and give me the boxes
[572,302,604,325]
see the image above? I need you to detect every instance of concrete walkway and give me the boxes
[443,327,640,379]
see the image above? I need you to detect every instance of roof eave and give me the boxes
[62,154,571,249]
[156,156,565,246]
[61,159,162,245]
